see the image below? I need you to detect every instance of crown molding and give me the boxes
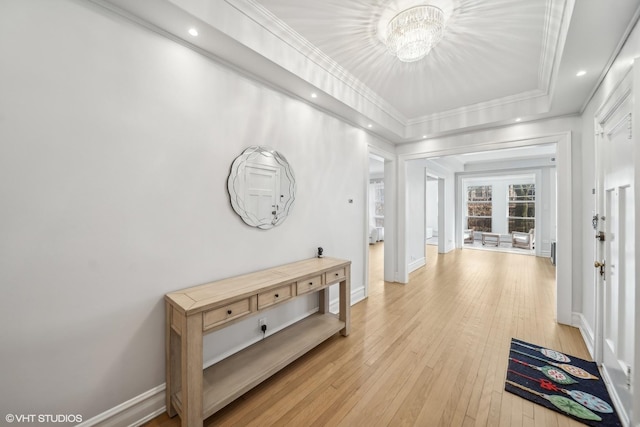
[407,89,549,126]
[225,0,407,124]
[539,0,573,94]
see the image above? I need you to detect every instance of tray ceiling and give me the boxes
[100,0,640,142]
[255,0,548,118]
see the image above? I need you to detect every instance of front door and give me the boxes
[595,75,635,424]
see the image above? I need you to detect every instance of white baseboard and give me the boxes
[76,384,166,427]
[572,311,595,358]
[600,365,631,427]
[408,257,425,274]
[351,286,367,305]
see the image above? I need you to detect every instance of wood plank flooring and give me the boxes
[144,244,589,426]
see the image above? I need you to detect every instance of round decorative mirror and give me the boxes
[227,146,296,229]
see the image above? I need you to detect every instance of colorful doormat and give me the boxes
[504,338,621,426]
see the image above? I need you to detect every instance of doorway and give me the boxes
[425,175,438,247]
[367,153,386,294]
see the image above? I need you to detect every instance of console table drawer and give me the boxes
[296,275,323,295]
[258,284,293,309]
[325,267,346,284]
[203,298,251,331]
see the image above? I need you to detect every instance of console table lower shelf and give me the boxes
[171,313,344,419]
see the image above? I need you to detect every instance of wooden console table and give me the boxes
[165,257,351,427]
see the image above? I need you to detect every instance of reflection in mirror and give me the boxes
[227,146,296,229]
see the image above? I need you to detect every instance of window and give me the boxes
[508,184,535,233]
[467,185,492,232]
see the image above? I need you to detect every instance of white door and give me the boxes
[244,162,280,225]
[595,79,635,424]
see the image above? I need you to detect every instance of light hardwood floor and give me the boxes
[145,244,589,427]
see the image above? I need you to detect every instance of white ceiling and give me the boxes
[256,0,548,118]
[102,0,640,143]
[239,0,640,140]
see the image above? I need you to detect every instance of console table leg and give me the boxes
[181,314,203,427]
[165,301,177,417]
[318,288,329,314]
[339,265,351,336]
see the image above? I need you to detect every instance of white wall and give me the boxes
[0,0,369,421]
[425,159,459,254]
[426,178,438,236]
[407,160,426,272]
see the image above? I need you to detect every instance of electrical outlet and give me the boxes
[259,317,267,327]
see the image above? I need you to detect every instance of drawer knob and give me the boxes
[227,310,232,315]
[275,294,279,298]
[335,273,339,276]
[309,282,313,285]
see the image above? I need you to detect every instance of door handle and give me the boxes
[595,231,605,241]
[594,260,605,276]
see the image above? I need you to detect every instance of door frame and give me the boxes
[397,131,572,325]
[366,146,396,294]
[422,172,439,263]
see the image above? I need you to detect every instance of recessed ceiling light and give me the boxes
[515,118,522,122]
[576,70,587,77]
[311,93,317,98]
[367,124,373,128]
[188,28,198,37]
[422,135,427,139]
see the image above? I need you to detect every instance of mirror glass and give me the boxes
[227,146,296,229]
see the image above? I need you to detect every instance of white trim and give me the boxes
[554,131,572,325]
[350,287,367,306]
[573,312,595,359]
[408,257,426,274]
[76,385,165,427]
[600,365,631,427]
[406,89,548,125]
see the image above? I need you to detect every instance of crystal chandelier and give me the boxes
[385,5,444,62]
